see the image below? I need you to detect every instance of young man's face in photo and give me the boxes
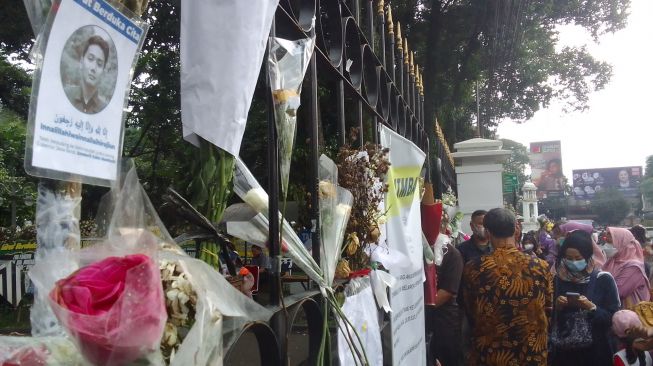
[81,44,106,88]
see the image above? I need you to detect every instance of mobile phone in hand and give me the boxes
[566,292,581,307]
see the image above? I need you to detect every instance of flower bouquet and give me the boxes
[233,158,324,284]
[49,252,166,366]
[318,155,353,288]
[233,157,367,365]
[267,36,315,200]
[336,144,390,272]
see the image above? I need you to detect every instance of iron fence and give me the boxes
[226,1,456,364]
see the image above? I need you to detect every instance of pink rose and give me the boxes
[50,254,166,366]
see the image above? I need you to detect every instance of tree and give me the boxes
[592,188,630,225]
[0,109,37,229]
[500,138,529,185]
[645,155,653,178]
[642,155,653,209]
[393,0,629,149]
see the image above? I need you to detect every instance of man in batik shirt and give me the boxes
[462,208,553,366]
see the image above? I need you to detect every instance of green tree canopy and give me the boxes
[0,109,37,228]
[394,0,629,146]
[501,138,529,185]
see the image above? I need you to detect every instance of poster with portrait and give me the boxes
[529,141,564,198]
[25,0,148,185]
[572,166,642,200]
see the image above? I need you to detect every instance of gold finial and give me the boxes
[377,0,384,16]
[404,38,409,64]
[387,7,394,35]
[419,71,424,95]
[419,70,425,95]
[410,52,415,75]
[396,22,402,48]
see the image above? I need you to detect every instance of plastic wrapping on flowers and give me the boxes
[0,336,85,365]
[267,36,315,200]
[5,162,271,366]
[233,157,325,286]
[318,154,353,289]
[232,157,368,365]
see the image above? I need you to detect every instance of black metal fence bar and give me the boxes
[228,1,457,363]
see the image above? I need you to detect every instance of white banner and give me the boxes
[379,125,426,366]
[180,0,279,156]
[26,0,147,183]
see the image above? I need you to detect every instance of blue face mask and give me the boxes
[564,258,588,272]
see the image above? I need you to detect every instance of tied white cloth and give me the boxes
[370,269,397,313]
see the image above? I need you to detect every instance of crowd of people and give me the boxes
[427,208,653,366]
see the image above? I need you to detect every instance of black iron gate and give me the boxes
[225,1,456,364]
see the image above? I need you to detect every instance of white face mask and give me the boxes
[524,244,534,252]
[603,243,617,259]
[472,225,486,239]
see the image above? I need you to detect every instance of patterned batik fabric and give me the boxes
[463,247,553,366]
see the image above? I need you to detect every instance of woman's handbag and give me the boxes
[550,310,593,350]
[550,272,598,350]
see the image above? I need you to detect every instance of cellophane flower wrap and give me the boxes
[18,162,270,366]
[0,336,84,365]
[267,36,315,200]
[232,158,325,286]
[318,155,353,287]
[233,158,367,364]
[29,163,168,366]
[49,251,165,366]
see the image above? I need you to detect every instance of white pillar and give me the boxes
[452,138,511,235]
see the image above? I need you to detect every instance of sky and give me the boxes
[497,0,653,179]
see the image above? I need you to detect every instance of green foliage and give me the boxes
[645,155,653,178]
[0,110,37,228]
[641,178,653,207]
[592,188,630,225]
[0,57,31,119]
[396,0,629,144]
[500,138,529,185]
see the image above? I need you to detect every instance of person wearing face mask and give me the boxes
[555,222,607,270]
[551,230,620,366]
[462,208,552,366]
[522,231,545,260]
[457,210,491,266]
[603,227,651,308]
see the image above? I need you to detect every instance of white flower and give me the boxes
[243,188,269,214]
[335,203,351,218]
[163,322,178,346]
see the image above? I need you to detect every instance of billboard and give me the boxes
[572,166,642,200]
[529,141,564,197]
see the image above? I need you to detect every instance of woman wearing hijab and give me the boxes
[551,230,620,366]
[603,227,651,308]
[557,222,607,269]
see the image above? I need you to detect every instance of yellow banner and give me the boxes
[386,165,422,217]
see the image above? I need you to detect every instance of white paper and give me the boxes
[338,281,383,366]
[29,0,145,181]
[379,125,427,366]
[180,0,279,156]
